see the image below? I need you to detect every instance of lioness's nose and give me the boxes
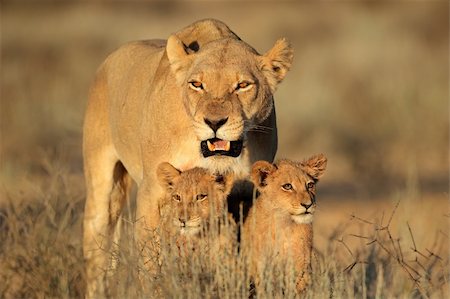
[204,117,228,133]
[179,218,186,227]
[301,202,313,210]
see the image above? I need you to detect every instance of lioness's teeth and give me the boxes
[207,140,215,151]
[224,141,231,151]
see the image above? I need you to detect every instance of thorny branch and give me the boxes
[341,200,448,297]
[407,222,428,259]
[336,237,368,273]
[349,213,374,225]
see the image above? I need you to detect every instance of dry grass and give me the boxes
[1,156,448,298]
[0,158,86,298]
[1,1,449,298]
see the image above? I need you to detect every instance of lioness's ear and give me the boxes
[301,154,327,181]
[259,38,294,94]
[214,172,235,194]
[251,160,277,188]
[156,162,181,189]
[166,35,194,85]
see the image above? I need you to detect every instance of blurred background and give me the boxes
[0,1,448,297]
[2,0,449,213]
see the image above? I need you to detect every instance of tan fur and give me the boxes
[243,154,327,294]
[82,19,293,297]
[156,163,234,255]
[156,163,233,237]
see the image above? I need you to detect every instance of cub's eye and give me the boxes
[189,81,204,90]
[235,81,251,91]
[282,183,293,191]
[172,194,181,202]
[306,182,315,190]
[196,194,207,202]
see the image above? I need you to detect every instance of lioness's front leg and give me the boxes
[83,149,117,298]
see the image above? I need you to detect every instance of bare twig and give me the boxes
[414,258,432,282]
[343,261,357,272]
[349,213,374,225]
[348,234,372,240]
[410,247,428,259]
[337,238,354,258]
[366,239,377,246]
[397,239,404,262]
[402,261,421,278]
[343,260,368,273]
[387,229,400,262]
[377,199,400,231]
[337,237,371,274]
[407,222,428,258]
[425,249,443,261]
[407,222,417,251]
[376,239,394,257]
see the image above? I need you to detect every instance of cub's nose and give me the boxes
[204,117,228,133]
[301,202,313,210]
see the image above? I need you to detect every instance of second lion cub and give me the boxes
[243,154,327,294]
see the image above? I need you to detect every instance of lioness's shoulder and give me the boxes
[98,39,167,78]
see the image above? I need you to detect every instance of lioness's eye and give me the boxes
[235,81,251,91]
[196,194,207,202]
[189,81,203,90]
[282,183,293,191]
[172,194,181,202]
[306,182,315,190]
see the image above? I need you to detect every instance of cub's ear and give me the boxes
[156,162,181,189]
[166,35,195,85]
[214,172,235,194]
[259,38,294,93]
[301,154,327,181]
[251,160,277,188]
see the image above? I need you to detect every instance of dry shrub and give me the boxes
[335,201,449,298]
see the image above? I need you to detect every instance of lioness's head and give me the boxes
[157,162,234,235]
[251,154,327,224]
[166,32,293,162]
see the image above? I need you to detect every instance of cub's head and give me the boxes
[157,162,234,235]
[251,154,327,224]
[166,32,293,165]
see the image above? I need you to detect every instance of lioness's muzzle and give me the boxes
[200,138,243,158]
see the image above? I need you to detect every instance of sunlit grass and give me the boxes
[0,158,448,298]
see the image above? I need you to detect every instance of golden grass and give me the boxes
[1,156,448,298]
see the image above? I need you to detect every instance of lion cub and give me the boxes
[156,162,234,252]
[243,154,327,294]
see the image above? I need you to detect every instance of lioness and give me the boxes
[83,19,293,297]
[243,155,327,295]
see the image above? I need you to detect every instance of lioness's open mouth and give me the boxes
[200,138,243,158]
